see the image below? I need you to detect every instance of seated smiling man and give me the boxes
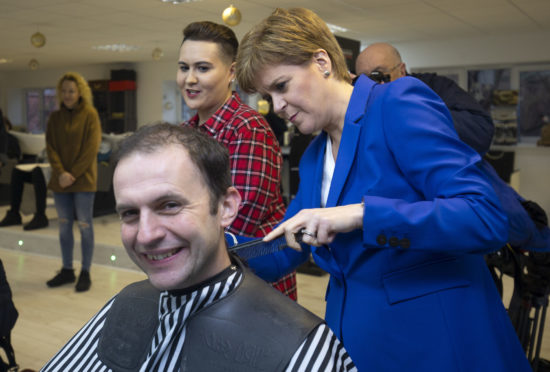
[41,123,356,372]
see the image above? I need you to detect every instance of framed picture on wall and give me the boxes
[518,70,550,137]
[467,68,511,112]
[490,90,519,145]
[411,68,467,89]
[441,73,460,85]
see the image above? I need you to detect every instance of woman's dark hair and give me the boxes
[182,21,239,63]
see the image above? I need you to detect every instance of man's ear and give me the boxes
[219,186,241,228]
[399,62,407,77]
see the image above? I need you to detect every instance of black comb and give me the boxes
[228,231,303,260]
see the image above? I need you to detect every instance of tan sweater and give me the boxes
[46,101,101,193]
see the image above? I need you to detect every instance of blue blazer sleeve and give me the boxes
[361,78,508,254]
[246,191,311,281]
[412,73,494,155]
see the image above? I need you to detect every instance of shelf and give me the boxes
[491,143,550,151]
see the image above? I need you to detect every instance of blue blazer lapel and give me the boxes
[311,133,328,208]
[325,124,361,208]
[325,75,374,208]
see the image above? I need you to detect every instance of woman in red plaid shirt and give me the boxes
[177,21,297,300]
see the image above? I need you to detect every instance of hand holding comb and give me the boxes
[228,231,304,260]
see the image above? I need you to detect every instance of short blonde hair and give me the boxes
[56,71,94,108]
[236,8,351,93]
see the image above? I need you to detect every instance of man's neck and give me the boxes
[167,263,237,296]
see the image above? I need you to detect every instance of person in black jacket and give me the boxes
[355,42,494,155]
[0,258,18,371]
[262,100,288,147]
[355,42,550,253]
[0,110,21,167]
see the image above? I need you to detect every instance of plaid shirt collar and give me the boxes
[187,91,241,136]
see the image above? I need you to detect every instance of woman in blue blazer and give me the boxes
[236,8,531,372]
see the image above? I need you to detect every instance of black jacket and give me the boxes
[411,72,494,155]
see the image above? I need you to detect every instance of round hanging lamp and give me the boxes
[152,47,164,61]
[29,58,40,70]
[222,5,241,27]
[31,32,46,48]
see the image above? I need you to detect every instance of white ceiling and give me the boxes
[1,0,549,72]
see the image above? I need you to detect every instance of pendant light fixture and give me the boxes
[222,5,241,27]
[152,47,164,61]
[29,58,40,70]
[31,31,46,48]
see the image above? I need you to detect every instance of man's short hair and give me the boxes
[115,122,232,214]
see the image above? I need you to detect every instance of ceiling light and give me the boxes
[222,5,241,27]
[326,23,348,33]
[92,44,140,52]
[152,47,163,61]
[31,31,46,48]
[29,58,39,70]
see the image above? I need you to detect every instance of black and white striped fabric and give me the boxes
[42,267,356,372]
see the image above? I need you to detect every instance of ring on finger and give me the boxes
[300,229,316,238]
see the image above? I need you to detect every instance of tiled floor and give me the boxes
[1,204,549,370]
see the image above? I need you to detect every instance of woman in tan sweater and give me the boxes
[45,72,101,292]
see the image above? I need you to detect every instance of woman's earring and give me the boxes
[323,70,330,78]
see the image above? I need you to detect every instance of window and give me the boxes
[25,88,57,133]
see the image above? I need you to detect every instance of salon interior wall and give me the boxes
[2,29,550,128]
[0,61,175,130]
[0,63,127,128]
[0,72,6,116]
[1,30,550,214]
[387,29,550,216]
[391,30,550,72]
[134,61,175,126]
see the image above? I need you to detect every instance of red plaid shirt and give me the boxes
[183,92,297,299]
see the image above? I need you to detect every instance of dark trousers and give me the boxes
[0,258,18,369]
[10,167,47,215]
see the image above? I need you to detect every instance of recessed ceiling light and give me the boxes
[326,23,349,33]
[92,44,140,52]
[0,58,13,64]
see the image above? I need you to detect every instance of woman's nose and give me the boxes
[272,95,286,115]
[186,70,198,84]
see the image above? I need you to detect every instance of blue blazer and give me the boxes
[250,75,530,371]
